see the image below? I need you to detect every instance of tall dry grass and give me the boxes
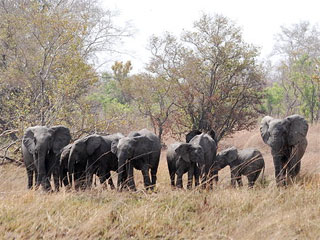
[0,123,319,239]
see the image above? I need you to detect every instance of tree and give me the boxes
[127,73,175,141]
[146,14,265,141]
[0,0,131,160]
[270,21,320,122]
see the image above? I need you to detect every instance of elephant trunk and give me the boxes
[117,152,128,190]
[68,153,75,186]
[35,151,51,191]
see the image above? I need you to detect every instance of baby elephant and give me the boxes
[166,142,201,189]
[214,147,265,187]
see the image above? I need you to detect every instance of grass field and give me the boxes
[0,124,319,239]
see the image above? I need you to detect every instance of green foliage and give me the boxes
[270,21,320,122]
[263,83,285,116]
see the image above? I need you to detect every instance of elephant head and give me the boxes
[22,125,71,190]
[68,134,102,175]
[175,143,204,169]
[260,114,308,152]
[214,147,238,171]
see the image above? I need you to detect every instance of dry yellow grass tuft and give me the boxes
[0,123,319,239]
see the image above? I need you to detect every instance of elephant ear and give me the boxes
[225,147,238,164]
[85,135,102,155]
[50,126,72,154]
[22,127,37,155]
[207,129,217,143]
[186,130,202,143]
[285,114,309,146]
[175,143,192,163]
[260,116,274,145]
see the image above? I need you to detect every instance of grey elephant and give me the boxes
[167,142,201,189]
[22,125,71,191]
[260,114,308,186]
[111,129,161,191]
[188,132,217,189]
[68,133,123,190]
[213,147,265,187]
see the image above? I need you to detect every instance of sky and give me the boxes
[101,0,320,73]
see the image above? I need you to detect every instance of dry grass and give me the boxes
[0,123,319,239]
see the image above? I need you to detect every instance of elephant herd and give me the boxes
[21,114,309,192]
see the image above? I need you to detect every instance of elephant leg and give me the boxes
[150,168,158,189]
[117,162,126,191]
[126,160,136,191]
[26,167,34,189]
[170,171,175,187]
[74,165,86,190]
[287,156,301,181]
[52,162,60,191]
[141,165,152,190]
[86,163,94,189]
[168,163,175,187]
[176,167,184,189]
[187,167,194,190]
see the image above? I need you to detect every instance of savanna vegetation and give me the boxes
[0,0,320,239]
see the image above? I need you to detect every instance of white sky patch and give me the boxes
[100,0,320,73]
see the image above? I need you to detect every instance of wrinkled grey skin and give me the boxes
[260,114,308,186]
[68,133,123,190]
[22,125,71,191]
[214,147,265,187]
[186,129,218,145]
[111,129,161,191]
[189,133,217,189]
[167,142,201,189]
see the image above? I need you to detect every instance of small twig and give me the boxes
[0,155,23,166]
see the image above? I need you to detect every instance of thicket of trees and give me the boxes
[264,21,320,123]
[0,0,319,161]
[0,0,131,144]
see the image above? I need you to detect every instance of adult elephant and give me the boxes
[260,114,308,186]
[68,133,123,190]
[111,129,161,191]
[187,132,217,189]
[22,125,71,191]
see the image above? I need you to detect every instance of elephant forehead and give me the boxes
[269,119,283,129]
[118,137,132,146]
